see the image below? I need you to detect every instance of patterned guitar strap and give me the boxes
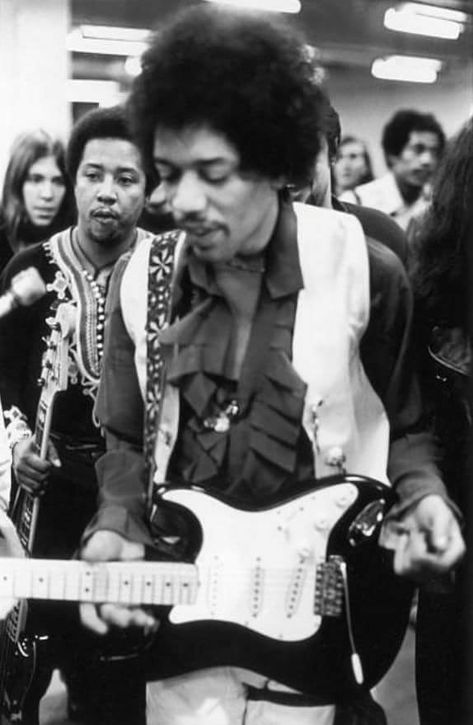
[145,230,185,504]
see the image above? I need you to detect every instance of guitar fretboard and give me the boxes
[35,399,47,457]
[0,559,198,607]
[15,492,37,555]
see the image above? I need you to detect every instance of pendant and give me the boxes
[203,399,240,432]
[213,412,232,433]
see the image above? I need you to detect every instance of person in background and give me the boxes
[294,103,408,266]
[0,106,148,725]
[79,6,463,725]
[0,130,75,270]
[333,135,373,196]
[411,116,473,725]
[341,109,445,234]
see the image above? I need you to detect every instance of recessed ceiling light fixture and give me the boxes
[371,55,442,83]
[384,3,466,39]
[203,0,301,13]
[66,25,149,56]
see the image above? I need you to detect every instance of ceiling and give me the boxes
[70,0,473,87]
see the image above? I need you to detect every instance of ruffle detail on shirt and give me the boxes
[161,300,233,384]
[163,294,307,484]
[157,297,214,347]
[159,297,235,483]
[247,349,307,474]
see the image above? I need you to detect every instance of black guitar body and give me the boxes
[0,624,51,725]
[143,475,413,702]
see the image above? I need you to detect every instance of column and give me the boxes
[0,0,71,181]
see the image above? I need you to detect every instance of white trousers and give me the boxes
[146,667,335,725]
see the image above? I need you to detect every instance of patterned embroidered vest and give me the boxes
[45,228,150,408]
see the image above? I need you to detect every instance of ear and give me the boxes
[385,154,396,170]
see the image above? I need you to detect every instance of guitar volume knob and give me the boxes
[313,517,329,532]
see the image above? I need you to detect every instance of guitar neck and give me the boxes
[14,493,38,554]
[13,376,57,553]
[11,404,49,553]
[34,396,52,461]
[0,558,198,607]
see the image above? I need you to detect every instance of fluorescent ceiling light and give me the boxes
[66,79,125,105]
[67,26,149,56]
[403,3,468,23]
[384,4,465,39]
[371,55,442,83]
[79,25,150,42]
[204,0,301,13]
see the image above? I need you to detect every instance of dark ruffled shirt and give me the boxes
[161,275,311,504]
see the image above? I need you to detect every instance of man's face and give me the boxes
[22,155,66,227]
[75,138,146,246]
[389,130,441,189]
[334,141,369,192]
[152,126,280,263]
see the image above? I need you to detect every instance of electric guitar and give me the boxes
[0,475,413,701]
[0,302,75,724]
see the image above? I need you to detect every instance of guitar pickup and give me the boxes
[314,555,344,617]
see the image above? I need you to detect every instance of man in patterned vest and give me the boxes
[0,105,149,724]
[80,6,464,725]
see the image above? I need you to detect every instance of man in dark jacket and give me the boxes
[0,105,149,725]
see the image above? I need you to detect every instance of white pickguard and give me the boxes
[165,483,358,641]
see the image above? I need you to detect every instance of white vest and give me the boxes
[121,203,389,486]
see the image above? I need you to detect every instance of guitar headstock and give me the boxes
[39,302,76,399]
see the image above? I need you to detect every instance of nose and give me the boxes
[39,180,54,200]
[96,176,117,203]
[170,173,207,218]
[419,149,437,168]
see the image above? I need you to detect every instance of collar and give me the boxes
[68,228,116,285]
[71,226,140,278]
[185,196,303,301]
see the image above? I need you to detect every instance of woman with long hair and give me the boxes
[333,135,374,195]
[0,129,75,269]
[412,116,473,725]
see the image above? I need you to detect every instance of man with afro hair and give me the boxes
[81,6,463,725]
